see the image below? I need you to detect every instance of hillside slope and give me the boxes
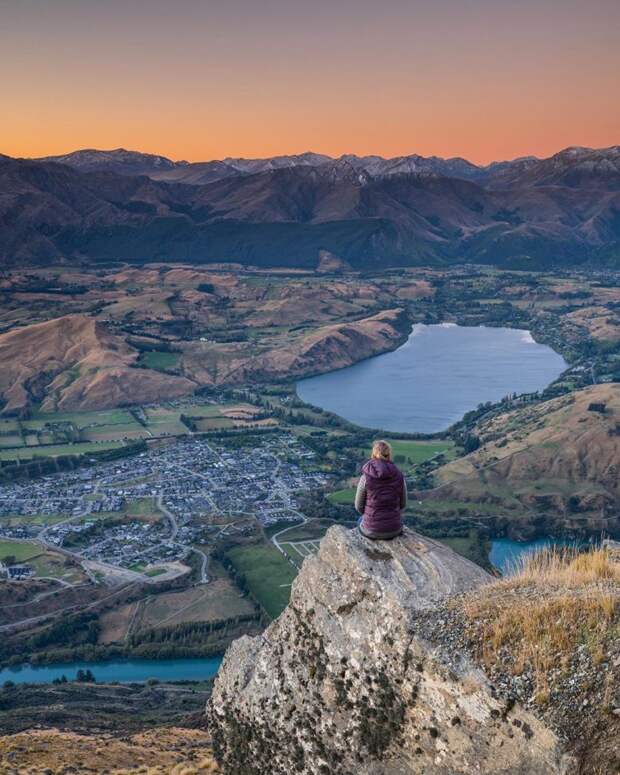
[420,384,620,538]
[191,307,410,386]
[0,301,408,413]
[0,314,194,413]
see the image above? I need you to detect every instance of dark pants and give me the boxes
[357,517,403,541]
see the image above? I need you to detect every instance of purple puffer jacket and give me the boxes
[360,459,405,535]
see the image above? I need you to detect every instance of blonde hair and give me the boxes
[371,440,393,461]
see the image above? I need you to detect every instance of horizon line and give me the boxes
[12,142,619,169]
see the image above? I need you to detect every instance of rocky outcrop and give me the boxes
[208,527,576,774]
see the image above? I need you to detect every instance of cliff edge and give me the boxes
[208,527,577,775]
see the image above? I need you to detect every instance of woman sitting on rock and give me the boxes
[355,440,407,540]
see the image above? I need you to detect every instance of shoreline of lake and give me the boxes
[297,323,567,434]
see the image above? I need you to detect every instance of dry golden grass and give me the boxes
[0,727,220,774]
[470,593,617,672]
[114,763,219,775]
[508,546,620,588]
[462,547,620,699]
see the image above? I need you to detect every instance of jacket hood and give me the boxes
[362,459,401,480]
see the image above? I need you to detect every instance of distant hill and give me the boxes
[0,298,408,413]
[421,383,620,538]
[0,314,194,413]
[1,145,619,269]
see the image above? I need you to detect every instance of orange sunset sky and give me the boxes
[2,0,619,165]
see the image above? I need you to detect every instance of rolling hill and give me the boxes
[419,384,620,537]
[0,314,194,413]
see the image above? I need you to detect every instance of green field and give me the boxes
[0,540,87,581]
[125,497,160,517]
[195,417,235,431]
[146,419,189,436]
[27,409,136,427]
[327,487,357,505]
[144,407,178,419]
[18,408,145,446]
[138,351,181,371]
[226,543,297,619]
[0,440,124,462]
[143,407,190,436]
[180,404,222,417]
[0,540,40,563]
[27,553,86,583]
[0,436,24,448]
[0,514,67,527]
[81,420,149,442]
[2,402,257,460]
[388,439,455,466]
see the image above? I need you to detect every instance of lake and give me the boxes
[297,324,567,433]
[489,537,583,575]
[0,657,223,685]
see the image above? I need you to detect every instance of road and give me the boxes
[191,546,209,584]
[271,513,311,571]
[157,495,179,541]
[157,495,209,583]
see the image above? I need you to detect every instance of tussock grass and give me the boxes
[462,546,620,700]
[111,753,220,774]
[0,729,220,774]
[506,545,620,588]
[113,764,219,775]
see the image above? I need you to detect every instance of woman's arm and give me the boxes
[354,475,367,514]
[400,478,407,509]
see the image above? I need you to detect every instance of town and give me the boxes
[0,433,330,582]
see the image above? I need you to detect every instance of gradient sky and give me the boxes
[2,0,618,164]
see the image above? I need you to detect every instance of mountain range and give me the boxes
[38,145,620,189]
[1,145,619,269]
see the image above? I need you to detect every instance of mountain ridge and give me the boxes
[36,144,620,189]
[2,145,619,270]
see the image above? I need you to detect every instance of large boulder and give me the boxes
[208,526,576,774]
